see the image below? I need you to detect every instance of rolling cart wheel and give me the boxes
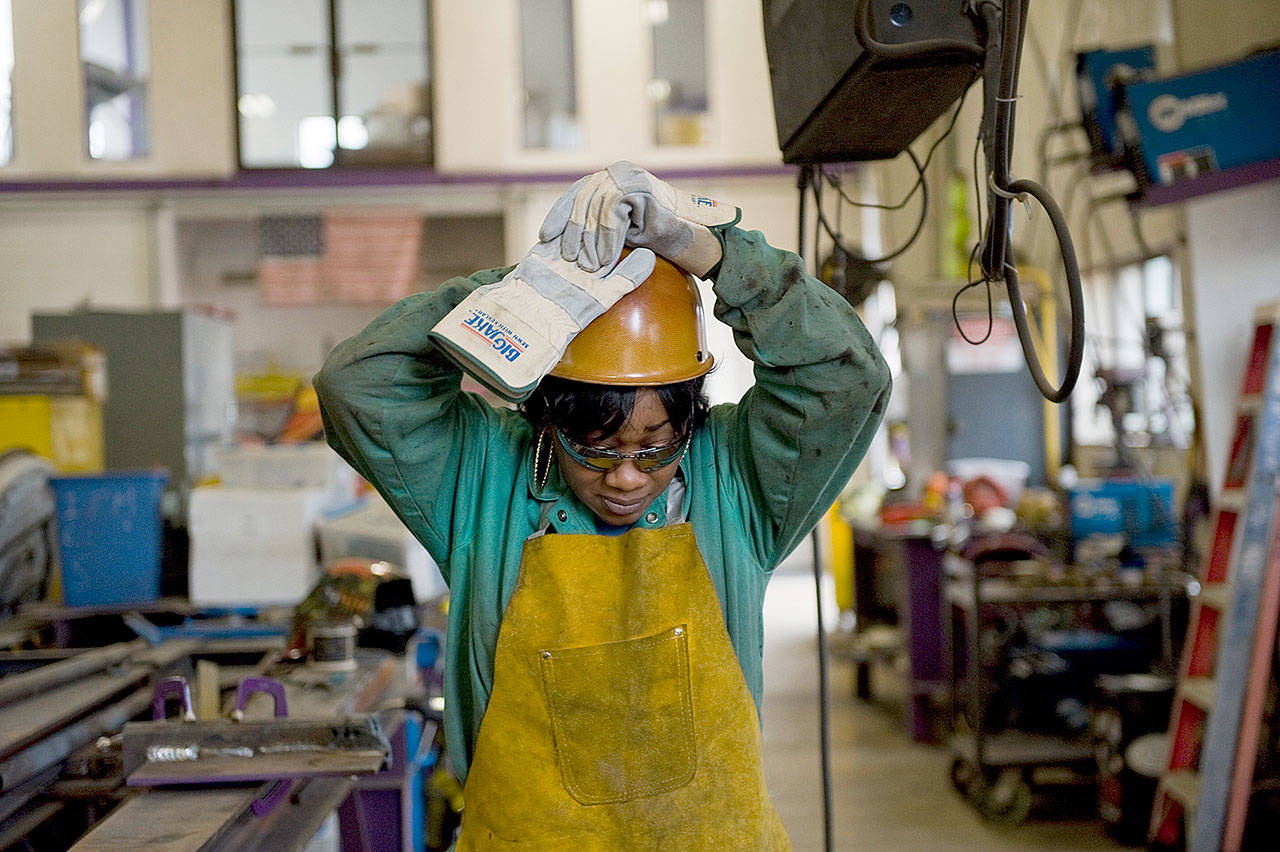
[949,758,977,795]
[974,768,1033,825]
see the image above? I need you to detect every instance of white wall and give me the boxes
[1173,0,1280,496]
[0,204,154,343]
[432,0,784,173]
[1183,181,1280,497]
[1172,1,1280,68]
[4,0,235,180]
[1,0,1277,461]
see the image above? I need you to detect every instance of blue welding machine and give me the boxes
[1075,46,1157,168]
[1116,47,1280,192]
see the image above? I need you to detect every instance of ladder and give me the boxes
[1149,302,1280,851]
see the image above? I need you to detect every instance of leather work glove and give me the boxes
[539,161,740,278]
[429,237,656,403]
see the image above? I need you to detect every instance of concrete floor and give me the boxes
[761,550,1132,852]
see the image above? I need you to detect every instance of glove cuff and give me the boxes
[669,226,727,279]
[673,192,741,229]
[429,284,574,403]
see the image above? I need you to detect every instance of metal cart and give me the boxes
[943,536,1189,824]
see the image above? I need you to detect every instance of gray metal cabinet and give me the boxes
[32,310,234,485]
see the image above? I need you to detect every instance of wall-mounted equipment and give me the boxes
[1117,47,1280,204]
[764,0,1085,403]
[1075,45,1157,170]
[762,0,984,164]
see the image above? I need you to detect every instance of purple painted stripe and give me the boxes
[1135,157,1280,208]
[0,163,798,195]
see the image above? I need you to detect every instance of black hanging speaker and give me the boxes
[762,0,985,164]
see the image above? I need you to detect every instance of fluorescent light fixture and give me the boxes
[645,78,672,102]
[337,115,369,150]
[237,93,276,119]
[642,0,669,26]
[79,0,108,26]
[297,115,335,168]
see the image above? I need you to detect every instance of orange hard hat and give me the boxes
[550,250,715,385]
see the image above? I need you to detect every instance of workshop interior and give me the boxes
[1,0,1279,849]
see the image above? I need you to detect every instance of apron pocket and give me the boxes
[539,624,696,805]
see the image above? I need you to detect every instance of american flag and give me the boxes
[257,209,423,306]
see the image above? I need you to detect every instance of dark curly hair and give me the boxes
[521,375,710,442]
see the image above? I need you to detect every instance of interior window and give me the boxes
[1075,255,1193,450]
[0,0,12,165]
[235,0,431,169]
[79,0,150,161]
[647,0,709,146]
[520,0,581,150]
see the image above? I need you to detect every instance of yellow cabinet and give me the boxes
[0,395,103,472]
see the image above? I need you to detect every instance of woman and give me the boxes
[315,163,890,848]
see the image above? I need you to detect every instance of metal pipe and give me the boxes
[0,689,151,793]
[0,640,146,711]
[0,800,63,848]
[0,765,61,825]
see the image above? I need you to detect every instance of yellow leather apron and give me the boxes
[456,523,791,850]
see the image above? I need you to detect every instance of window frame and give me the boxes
[230,0,434,171]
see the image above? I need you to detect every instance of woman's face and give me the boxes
[552,388,685,526]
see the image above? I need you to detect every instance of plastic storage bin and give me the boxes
[49,470,167,606]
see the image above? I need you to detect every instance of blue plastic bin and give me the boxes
[49,471,168,606]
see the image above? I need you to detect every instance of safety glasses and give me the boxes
[556,429,689,473]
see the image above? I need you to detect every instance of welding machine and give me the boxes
[1116,47,1280,192]
[762,0,984,163]
[1075,45,1156,169]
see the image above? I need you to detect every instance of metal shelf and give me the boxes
[949,731,1093,769]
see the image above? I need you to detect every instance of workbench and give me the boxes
[0,600,439,851]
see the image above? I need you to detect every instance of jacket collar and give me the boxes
[527,438,693,534]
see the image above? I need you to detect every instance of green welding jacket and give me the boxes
[314,226,891,781]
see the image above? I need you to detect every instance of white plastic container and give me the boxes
[216,443,359,510]
[189,484,329,606]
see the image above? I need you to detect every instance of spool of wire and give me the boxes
[308,622,357,672]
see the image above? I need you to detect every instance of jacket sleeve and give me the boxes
[313,266,513,575]
[710,227,891,569]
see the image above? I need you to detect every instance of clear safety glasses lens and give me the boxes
[556,430,688,473]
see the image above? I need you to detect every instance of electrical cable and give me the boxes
[797,164,835,852]
[811,527,835,852]
[953,243,996,345]
[1035,120,1089,189]
[814,149,928,266]
[820,86,971,213]
[848,0,1085,402]
[977,0,1085,402]
[953,134,999,345]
